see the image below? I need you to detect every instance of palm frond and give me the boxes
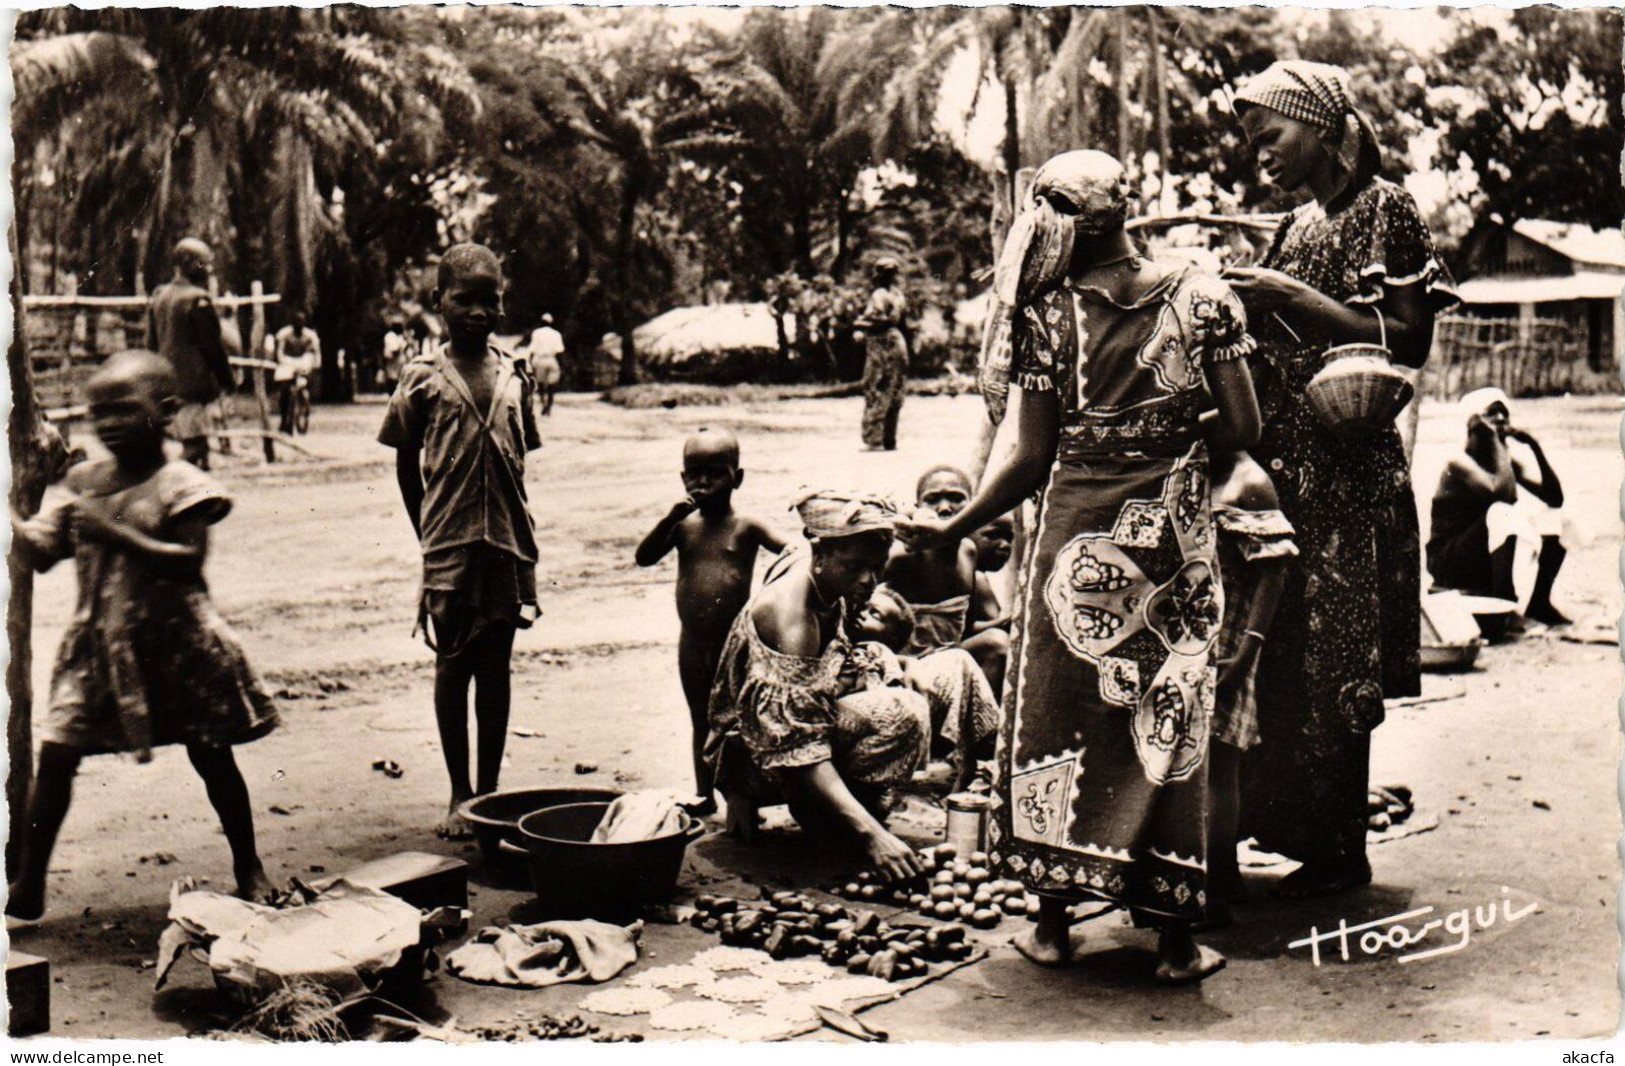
[11,32,156,144]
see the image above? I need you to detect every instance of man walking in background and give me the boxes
[145,238,233,470]
[526,313,564,416]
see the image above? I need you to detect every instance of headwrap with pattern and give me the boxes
[977,151,1134,424]
[792,488,901,541]
[1233,61,1382,197]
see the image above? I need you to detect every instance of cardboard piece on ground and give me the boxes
[155,878,426,999]
[316,852,468,912]
[7,951,49,1037]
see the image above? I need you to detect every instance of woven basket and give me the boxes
[1304,308,1412,439]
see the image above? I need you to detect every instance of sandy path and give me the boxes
[10,392,1620,1041]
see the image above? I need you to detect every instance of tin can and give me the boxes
[945,792,991,857]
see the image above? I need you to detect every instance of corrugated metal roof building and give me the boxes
[1455,219,1624,376]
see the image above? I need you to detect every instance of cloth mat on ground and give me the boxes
[446,919,642,988]
[1239,811,1441,868]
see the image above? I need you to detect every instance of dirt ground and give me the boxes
[9,391,1622,1042]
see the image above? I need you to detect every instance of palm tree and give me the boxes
[682,8,912,281]
[514,13,710,385]
[869,7,1062,213]
[868,7,1238,218]
[12,10,477,330]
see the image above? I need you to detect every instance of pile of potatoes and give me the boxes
[832,843,1040,929]
[691,891,974,981]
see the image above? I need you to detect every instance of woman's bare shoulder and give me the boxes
[751,580,819,656]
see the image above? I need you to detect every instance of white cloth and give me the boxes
[528,327,565,386]
[1485,495,1577,612]
[445,919,642,988]
[591,791,688,843]
[1457,386,1510,434]
[527,326,565,359]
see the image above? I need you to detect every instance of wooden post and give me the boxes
[7,227,62,878]
[249,280,275,463]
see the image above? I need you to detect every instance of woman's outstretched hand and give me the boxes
[895,514,955,551]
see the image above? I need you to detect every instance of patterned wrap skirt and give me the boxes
[990,442,1220,920]
[860,330,907,448]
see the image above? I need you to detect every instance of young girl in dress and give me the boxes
[7,350,279,920]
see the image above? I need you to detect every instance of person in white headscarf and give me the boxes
[1426,388,1571,627]
[526,313,565,416]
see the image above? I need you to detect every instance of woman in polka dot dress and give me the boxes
[1223,61,1458,898]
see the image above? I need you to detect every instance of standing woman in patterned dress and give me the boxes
[856,257,909,451]
[902,151,1260,984]
[1224,62,1458,898]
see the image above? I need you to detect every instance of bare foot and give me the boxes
[1155,944,1227,986]
[6,881,44,922]
[686,793,719,818]
[236,865,280,906]
[436,806,476,841]
[1014,898,1075,967]
[1013,925,1074,967]
[723,795,760,843]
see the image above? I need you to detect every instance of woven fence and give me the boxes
[1425,314,1617,398]
[21,291,277,417]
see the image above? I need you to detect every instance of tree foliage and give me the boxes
[13,7,1621,389]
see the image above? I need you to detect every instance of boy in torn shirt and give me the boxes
[379,244,542,840]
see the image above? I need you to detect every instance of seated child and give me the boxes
[8,351,279,919]
[962,514,1015,696]
[857,586,998,793]
[886,466,1011,701]
[1206,447,1295,928]
[635,428,785,814]
[884,466,978,656]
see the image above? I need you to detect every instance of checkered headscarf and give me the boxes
[1233,60,1382,201]
[1234,61,1353,131]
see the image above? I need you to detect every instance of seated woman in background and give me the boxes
[705,489,926,882]
[1427,387,1571,628]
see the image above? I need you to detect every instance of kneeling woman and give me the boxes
[902,151,1260,983]
[706,490,926,881]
